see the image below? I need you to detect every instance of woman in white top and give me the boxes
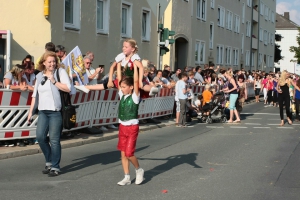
[3,64,28,91]
[253,74,262,103]
[28,51,71,177]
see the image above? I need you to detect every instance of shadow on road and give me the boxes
[61,145,150,173]
[139,153,202,184]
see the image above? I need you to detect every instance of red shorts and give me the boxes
[117,124,139,157]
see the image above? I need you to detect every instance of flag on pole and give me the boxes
[61,46,88,94]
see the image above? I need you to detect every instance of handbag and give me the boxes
[56,69,77,130]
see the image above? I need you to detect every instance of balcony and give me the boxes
[252,37,258,49]
[253,9,258,23]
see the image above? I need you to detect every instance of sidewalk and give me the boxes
[0,118,175,160]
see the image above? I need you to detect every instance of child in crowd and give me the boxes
[74,39,158,96]
[202,84,213,116]
[115,51,144,186]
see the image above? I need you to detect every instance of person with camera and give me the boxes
[84,56,103,85]
[27,51,71,177]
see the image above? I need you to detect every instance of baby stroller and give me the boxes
[198,91,227,124]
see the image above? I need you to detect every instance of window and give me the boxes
[245,50,250,67]
[234,15,240,33]
[242,3,245,23]
[271,11,275,23]
[216,45,224,65]
[268,8,271,21]
[259,28,263,41]
[226,10,233,30]
[121,2,132,38]
[209,22,214,49]
[64,0,80,30]
[195,40,206,64]
[241,33,244,54]
[225,46,231,65]
[264,30,268,45]
[270,56,273,67]
[217,6,225,27]
[97,0,110,34]
[197,0,207,21]
[270,33,274,45]
[142,8,151,41]
[246,21,251,37]
[233,48,239,66]
[264,5,268,20]
[247,0,252,7]
[266,55,270,67]
[251,51,255,67]
[259,53,262,67]
[210,0,214,9]
[260,2,264,16]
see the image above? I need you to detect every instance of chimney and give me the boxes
[284,12,290,20]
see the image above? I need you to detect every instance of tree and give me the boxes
[274,33,283,63]
[289,27,300,64]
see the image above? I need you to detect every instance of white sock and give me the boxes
[125,174,130,179]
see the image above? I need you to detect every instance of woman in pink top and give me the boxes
[262,75,269,104]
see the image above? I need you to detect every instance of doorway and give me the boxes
[174,37,188,70]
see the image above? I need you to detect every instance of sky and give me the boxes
[276,0,300,25]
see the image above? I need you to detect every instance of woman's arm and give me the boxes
[133,62,139,96]
[116,62,122,90]
[51,69,71,93]
[289,79,300,91]
[134,60,144,88]
[107,62,117,88]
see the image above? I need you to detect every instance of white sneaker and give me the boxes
[108,124,118,129]
[117,177,131,186]
[135,168,144,185]
[74,85,90,93]
[149,87,159,96]
[100,126,108,131]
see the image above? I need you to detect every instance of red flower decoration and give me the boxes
[128,60,134,70]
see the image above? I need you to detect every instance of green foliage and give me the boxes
[289,27,300,63]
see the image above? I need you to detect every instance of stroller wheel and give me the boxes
[206,117,213,124]
[221,116,227,123]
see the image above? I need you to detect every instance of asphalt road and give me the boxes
[1,102,300,200]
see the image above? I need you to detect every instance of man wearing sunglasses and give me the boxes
[84,56,103,85]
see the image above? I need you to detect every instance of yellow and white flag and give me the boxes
[61,46,88,94]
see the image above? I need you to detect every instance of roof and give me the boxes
[276,13,299,30]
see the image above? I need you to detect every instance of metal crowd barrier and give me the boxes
[0,83,257,140]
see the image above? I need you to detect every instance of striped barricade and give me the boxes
[70,90,97,130]
[0,90,36,140]
[152,88,175,117]
[91,89,119,126]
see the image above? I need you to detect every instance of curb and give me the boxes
[0,123,168,160]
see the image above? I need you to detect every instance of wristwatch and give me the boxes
[52,80,57,85]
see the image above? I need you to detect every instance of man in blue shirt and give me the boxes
[176,73,190,127]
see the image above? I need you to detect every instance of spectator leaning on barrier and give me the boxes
[3,64,28,91]
[22,61,35,91]
[176,73,190,127]
[194,66,205,84]
[28,51,71,177]
[22,55,32,64]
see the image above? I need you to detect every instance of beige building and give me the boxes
[0,0,159,79]
[162,0,276,71]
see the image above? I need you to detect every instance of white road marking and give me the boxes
[245,123,261,125]
[268,124,281,126]
[268,119,280,120]
[253,127,270,129]
[241,113,281,115]
[230,126,247,128]
[206,126,223,128]
[247,118,262,119]
[277,127,294,129]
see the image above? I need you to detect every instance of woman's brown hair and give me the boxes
[37,51,59,72]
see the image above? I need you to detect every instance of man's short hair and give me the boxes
[179,73,188,79]
[45,42,55,52]
[83,55,91,60]
[195,66,201,71]
[55,45,65,53]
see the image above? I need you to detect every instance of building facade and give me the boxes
[0,0,159,78]
[275,12,299,73]
[162,0,276,71]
